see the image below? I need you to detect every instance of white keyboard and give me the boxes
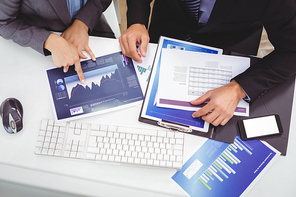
[35,119,184,169]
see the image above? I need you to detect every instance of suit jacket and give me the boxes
[0,0,114,55]
[127,0,296,103]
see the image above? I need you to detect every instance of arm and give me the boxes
[126,0,153,28]
[119,0,152,62]
[0,1,88,83]
[74,0,112,33]
[191,0,296,126]
[0,0,52,55]
[234,0,296,101]
[61,0,113,72]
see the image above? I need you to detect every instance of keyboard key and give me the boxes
[95,154,102,161]
[91,124,100,131]
[115,156,121,162]
[77,152,84,159]
[69,122,75,128]
[75,122,81,129]
[100,124,108,131]
[74,128,81,135]
[35,147,42,154]
[158,130,167,137]
[176,139,184,145]
[175,132,184,139]
[174,144,183,150]
[128,157,134,164]
[147,159,153,166]
[40,119,48,130]
[173,162,183,169]
[54,150,61,156]
[82,123,88,130]
[174,150,183,156]
[108,125,117,132]
[102,155,108,161]
[48,119,54,126]
[86,153,95,160]
[167,132,175,138]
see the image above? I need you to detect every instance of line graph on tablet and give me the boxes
[65,64,124,101]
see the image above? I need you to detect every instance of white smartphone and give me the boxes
[237,114,283,140]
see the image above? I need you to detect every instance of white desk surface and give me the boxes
[0,36,296,197]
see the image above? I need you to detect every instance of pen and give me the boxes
[210,126,216,139]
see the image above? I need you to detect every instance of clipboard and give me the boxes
[139,36,223,134]
[139,37,295,155]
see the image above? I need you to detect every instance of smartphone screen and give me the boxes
[238,115,283,139]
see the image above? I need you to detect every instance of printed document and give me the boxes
[140,36,222,132]
[157,49,250,116]
[172,136,280,197]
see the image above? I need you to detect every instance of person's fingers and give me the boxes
[192,102,214,118]
[127,41,142,62]
[119,35,142,62]
[119,37,127,56]
[74,61,85,84]
[85,45,96,61]
[201,110,219,123]
[208,112,231,126]
[199,105,233,126]
[190,92,210,106]
[139,36,149,58]
[220,116,232,126]
[63,66,69,73]
[191,92,212,118]
[77,49,87,59]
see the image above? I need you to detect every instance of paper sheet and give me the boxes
[140,36,223,132]
[133,43,158,94]
[157,49,250,116]
[172,136,280,197]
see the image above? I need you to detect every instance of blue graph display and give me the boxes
[172,136,278,197]
[47,52,143,120]
[65,67,123,102]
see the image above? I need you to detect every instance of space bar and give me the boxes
[117,126,158,136]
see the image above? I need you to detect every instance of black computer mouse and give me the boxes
[0,98,23,134]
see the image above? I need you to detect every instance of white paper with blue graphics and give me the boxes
[140,36,223,132]
[156,49,250,117]
[172,136,280,197]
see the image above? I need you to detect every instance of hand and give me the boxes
[44,33,86,83]
[61,19,95,77]
[190,81,247,126]
[61,19,95,62]
[119,24,150,63]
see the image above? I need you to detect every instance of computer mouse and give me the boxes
[0,98,23,134]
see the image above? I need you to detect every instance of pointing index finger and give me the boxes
[74,61,85,84]
[85,45,96,61]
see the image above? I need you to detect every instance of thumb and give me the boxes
[139,37,149,58]
[190,92,210,105]
[78,50,87,59]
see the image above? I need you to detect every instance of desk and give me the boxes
[0,36,296,197]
